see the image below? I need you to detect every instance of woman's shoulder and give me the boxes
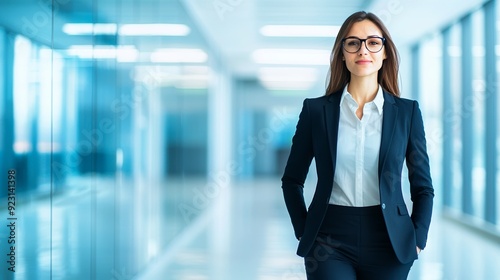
[387,94,424,120]
[387,93,419,108]
[305,92,341,104]
[306,94,330,101]
[301,95,336,112]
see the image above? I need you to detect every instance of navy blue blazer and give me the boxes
[281,90,434,264]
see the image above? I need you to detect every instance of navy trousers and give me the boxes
[304,204,414,280]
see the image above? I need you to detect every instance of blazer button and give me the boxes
[382,203,386,209]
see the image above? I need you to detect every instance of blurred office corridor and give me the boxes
[1,0,500,279]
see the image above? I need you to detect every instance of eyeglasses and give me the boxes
[342,36,386,53]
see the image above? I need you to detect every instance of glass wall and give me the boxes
[448,23,463,213]
[232,79,306,179]
[470,9,486,219]
[0,0,218,278]
[418,33,443,210]
[495,0,500,227]
[423,0,499,230]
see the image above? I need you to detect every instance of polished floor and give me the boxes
[139,178,500,280]
[1,177,500,279]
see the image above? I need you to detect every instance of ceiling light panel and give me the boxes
[63,23,118,35]
[66,45,138,61]
[150,48,208,63]
[63,23,190,37]
[119,24,190,36]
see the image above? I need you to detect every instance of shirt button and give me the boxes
[382,203,386,209]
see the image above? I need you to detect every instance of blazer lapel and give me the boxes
[325,92,342,166]
[378,91,398,177]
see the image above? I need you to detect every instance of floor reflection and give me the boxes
[140,178,500,280]
[1,177,500,279]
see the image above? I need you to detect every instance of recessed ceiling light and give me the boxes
[150,48,208,63]
[119,24,190,36]
[63,23,117,35]
[132,65,210,89]
[63,23,190,36]
[66,45,138,61]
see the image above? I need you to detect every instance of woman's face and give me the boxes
[342,20,386,80]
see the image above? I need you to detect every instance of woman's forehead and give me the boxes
[346,20,383,37]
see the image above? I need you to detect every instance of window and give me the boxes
[470,9,486,219]
[418,34,443,209]
[447,23,463,212]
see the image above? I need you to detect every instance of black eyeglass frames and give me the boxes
[341,36,386,53]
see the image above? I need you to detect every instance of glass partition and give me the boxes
[0,0,213,278]
[448,23,463,213]
[418,33,443,210]
[470,9,486,219]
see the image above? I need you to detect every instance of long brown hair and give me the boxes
[325,11,400,97]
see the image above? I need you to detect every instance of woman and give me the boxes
[281,11,434,279]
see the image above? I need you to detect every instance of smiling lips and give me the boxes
[356,60,372,64]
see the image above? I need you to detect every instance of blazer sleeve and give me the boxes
[281,99,314,240]
[406,101,434,250]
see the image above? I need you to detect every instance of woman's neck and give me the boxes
[347,76,379,105]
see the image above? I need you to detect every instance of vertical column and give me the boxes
[207,65,233,280]
[145,85,164,183]
[461,14,473,215]
[254,111,275,175]
[0,30,15,182]
[145,86,163,261]
[236,108,254,178]
[207,66,233,185]
[442,27,453,208]
[410,44,420,100]
[484,0,497,224]
[132,73,155,272]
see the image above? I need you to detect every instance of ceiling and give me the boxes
[0,0,490,80]
[181,0,489,78]
[181,0,372,77]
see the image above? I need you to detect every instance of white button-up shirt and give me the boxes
[329,85,384,207]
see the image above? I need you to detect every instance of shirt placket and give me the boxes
[354,103,365,206]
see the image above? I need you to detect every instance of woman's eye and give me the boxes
[368,39,382,45]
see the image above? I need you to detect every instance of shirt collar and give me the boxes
[340,84,384,115]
